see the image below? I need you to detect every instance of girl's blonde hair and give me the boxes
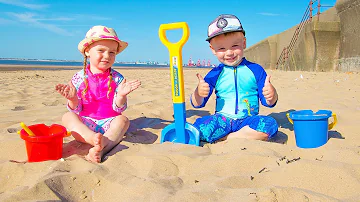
[82,55,113,99]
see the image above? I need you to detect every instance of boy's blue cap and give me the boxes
[206,14,245,42]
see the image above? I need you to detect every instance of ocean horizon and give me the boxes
[0,59,212,70]
[0,58,168,68]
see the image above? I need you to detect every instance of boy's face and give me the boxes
[209,32,246,67]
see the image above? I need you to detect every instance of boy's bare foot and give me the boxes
[86,133,106,163]
[215,135,228,143]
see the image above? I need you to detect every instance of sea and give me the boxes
[0,59,211,71]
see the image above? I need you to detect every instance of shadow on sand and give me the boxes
[62,109,343,161]
[124,116,170,144]
[125,109,212,145]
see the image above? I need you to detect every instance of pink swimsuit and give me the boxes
[68,66,126,133]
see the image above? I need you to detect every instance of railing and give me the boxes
[275,0,330,70]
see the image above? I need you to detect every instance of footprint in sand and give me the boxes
[215,175,257,189]
[147,158,184,189]
[42,100,62,106]
[148,158,180,178]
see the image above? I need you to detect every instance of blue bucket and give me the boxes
[287,110,337,148]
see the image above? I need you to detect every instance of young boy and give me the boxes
[191,14,279,143]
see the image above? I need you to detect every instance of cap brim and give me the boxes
[78,38,128,56]
[206,30,245,42]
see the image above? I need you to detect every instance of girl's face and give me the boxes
[209,32,246,67]
[85,40,118,74]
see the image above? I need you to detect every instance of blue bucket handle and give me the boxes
[287,112,337,130]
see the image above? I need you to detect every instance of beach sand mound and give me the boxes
[0,68,359,201]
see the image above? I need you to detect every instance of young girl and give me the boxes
[55,25,141,163]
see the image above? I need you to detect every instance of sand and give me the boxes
[0,65,359,201]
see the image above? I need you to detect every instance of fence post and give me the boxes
[283,48,286,64]
[317,0,321,21]
[282,47,286,70]
[309,0,313,21]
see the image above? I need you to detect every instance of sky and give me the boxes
[0,0,337,64]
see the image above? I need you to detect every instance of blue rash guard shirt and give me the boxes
[191,58,276,120]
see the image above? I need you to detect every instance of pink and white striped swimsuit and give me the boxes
[67,66,126,133]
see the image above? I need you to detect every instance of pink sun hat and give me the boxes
[78,25,128,56]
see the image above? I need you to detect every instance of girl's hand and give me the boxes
[55,81,77,102]
[117,79,141,97]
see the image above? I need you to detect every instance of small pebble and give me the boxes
[12,106,26,111]
[7,128,18,133]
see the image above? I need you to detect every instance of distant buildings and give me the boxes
[186,57,215,67]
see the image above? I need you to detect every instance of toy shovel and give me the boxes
[158,22,200,146]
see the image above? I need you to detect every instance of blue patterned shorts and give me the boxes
[80,116,115,134]
[193,113,278,143]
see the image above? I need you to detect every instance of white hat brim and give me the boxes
[78,38,128,56]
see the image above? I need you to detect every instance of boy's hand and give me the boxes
[55,82,77,102]
[196,73,210,97]
[262,75,278,105]
[117,79,141,97]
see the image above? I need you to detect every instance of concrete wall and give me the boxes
[288,21,340,71]
[244,26,297,70]
[335,0,360,71]
[243,38,273,70]
[287,23,316,71]
[243,3,360,72]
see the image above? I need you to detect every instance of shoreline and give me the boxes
[0,64,83,71]
[0,64,211,71]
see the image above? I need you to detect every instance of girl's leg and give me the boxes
[62,112,99,146]
[102,115,129,154]
[86,115,129,163]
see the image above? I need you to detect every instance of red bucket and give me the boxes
[20,124,67,162]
